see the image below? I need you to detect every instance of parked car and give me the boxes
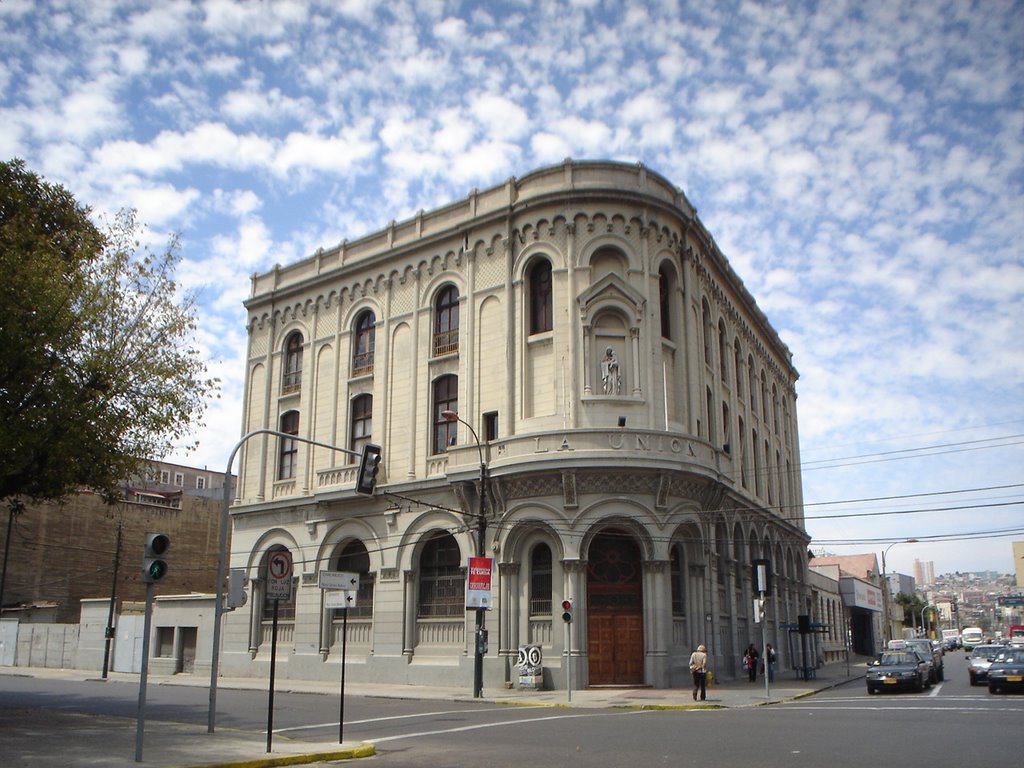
[967,644,1006,685]
[866,650,931,694]
[906,638,944,682]
[987,647,1024,694]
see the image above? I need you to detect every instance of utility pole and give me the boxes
[101,520,123,678]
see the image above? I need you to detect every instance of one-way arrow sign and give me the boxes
[319,570,360,590]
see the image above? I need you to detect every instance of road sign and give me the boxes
[319,570,360,591]
[266,551,293,600]
[324,590,358,609]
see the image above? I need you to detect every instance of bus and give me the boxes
[961,627,983,651]
[1008,625,1024,646]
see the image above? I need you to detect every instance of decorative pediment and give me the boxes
[576,272,646,326]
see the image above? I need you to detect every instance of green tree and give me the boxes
[0,158,219,507]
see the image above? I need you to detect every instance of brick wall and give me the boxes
[1,491,225,623]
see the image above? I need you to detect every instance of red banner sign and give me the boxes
[466,556,493,609]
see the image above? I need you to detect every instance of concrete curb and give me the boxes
[187,744,376,768]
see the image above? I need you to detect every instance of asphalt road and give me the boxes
[1,651,1020,768]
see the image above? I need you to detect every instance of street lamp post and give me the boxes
[441,410,488,700]
[880,538,918,644]
[208,429,355,733]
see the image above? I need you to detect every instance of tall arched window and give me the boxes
[417,533,463,617]
[529,543,552,615]
[528,259,552,334]
[352,310,375,375]
[761,371,770,418]
[748,356,757,413]
[659,266,672,339]
[670,545,686,615]
[334,539,374,619]
[702,299,713,365]
[283,331,303,393]
[718,320,728,382]
[278,410,299,480]
[432,375,458,454]
[349,394,372,462]
[433,285,459,356]
[734,340,743,396]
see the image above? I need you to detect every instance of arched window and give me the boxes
[432,375,458,454]
[528,259,552,335]
[702,299,713,365]
[738,416,748,488]
[659,267,672,339]
[748,356,757,413]
[705,386,715,442]
[278,410,299,480]
[718,320,728,382]
[433,285,459,356]
[722,401,731,451]
[772,384,780,433]
[734,340,743,396]
[352,310,375,375]
[283,332,303,393]
[334,539,374,619]
[260,546,296,621]
[761,371,770,419]
[670,545,685,616]
[529,543,552,615]
[349,394,372,462]
[417,533,463,617]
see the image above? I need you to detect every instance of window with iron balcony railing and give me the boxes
[433,329,458,356]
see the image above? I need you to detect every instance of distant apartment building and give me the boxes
[913,559,935,587]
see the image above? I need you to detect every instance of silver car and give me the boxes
[967,644,1005,686]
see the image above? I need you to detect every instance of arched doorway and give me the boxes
[587,529,644,685]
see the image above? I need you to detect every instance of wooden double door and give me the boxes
[587,530,644,686]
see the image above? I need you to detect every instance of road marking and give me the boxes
[779,705,1024,713]
[928,683,942,697]
[273,706,513,733]
[365,711,628,744]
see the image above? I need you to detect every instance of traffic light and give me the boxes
[561,598,573,624]
[142,533,170,583]
[355,443,382,495]
[227,568,249,608]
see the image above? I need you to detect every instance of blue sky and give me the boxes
[2,0,1022,577]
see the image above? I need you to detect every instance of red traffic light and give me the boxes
[561,598,573,623]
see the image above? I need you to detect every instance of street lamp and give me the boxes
[881,538,918,643]
[441,409,488,700]
[208,429,356,733]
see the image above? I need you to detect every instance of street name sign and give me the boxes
[319,570,360,591]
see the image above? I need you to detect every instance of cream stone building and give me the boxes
[220,160,810,690]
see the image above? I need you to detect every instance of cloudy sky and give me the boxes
[2,0,1022,577]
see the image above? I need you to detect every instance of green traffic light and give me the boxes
[147,560,168,581]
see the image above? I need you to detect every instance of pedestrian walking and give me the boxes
[765,643,777,683]
[689,643,708,701]
[743,643,759,682]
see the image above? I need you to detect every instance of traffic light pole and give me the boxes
[208,429,357,734]
[135,581,155,762]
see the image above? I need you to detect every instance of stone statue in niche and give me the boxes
[601,346,621,395]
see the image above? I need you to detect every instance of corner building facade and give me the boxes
[222,160,810,690]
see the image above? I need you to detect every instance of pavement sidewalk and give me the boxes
[0,658,869,767]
